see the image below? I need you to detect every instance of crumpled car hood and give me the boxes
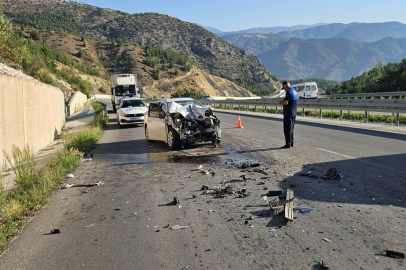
[119,107,147,114]
[167,102,211,119]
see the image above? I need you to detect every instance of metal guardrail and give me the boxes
[319,91,406,99]
[200,98,406,126]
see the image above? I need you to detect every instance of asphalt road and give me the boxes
[0,95,405,270]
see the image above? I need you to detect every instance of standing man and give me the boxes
[278,81,298,149]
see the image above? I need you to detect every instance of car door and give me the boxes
[146,103,167,142]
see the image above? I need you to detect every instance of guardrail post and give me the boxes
[364,111,367,123]
[319,109,322,118]
[340,110,343,121]
[264,106,267,113]
[255,106,257,112]
[302,108,305,117]
[275,106,277,114]
[396,113,400,126]
[246,104,248,112]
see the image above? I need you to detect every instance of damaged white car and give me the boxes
[144,97,221,149]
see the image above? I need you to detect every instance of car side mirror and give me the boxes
[159,111,165,119]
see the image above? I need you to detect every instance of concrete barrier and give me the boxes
[0,75,65,173]
[67,91,87,116]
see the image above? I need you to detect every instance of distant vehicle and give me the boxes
[116,97,147,128]
[200,95,213,100]
[111,74,141,111]
[291,82,318,99]
[144,97,221,149]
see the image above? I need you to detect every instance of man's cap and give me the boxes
[281,81,288,90]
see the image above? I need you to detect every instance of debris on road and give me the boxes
[86,223,95,228]
[322,168,341,180]
[67,173,74,178]
[61,181,104,189]
[43,229,60,235]
[298,172,319,179]
[266,190,283,197]
[269,200,284,217]
[322,238,332,243]
[385,250,405,258]
[285,189,294,221]
[171,225,189,230]
[294,206,313,212]
[166,197,180,206]
[319,261,329,269]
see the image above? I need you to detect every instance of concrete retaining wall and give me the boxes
[67,91,87,116]
[0,75,65,172]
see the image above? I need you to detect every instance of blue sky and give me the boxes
[78,0,406,32]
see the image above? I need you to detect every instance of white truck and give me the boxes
[291,82,319,99]
[111,74,141,111]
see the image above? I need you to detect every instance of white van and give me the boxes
[291,82,318,99]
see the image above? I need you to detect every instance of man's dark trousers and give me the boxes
[283,116,296,146]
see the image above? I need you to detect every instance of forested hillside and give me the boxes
[326,59,406,94]
[2,0,280,96]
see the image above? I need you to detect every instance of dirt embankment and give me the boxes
[142,68,257,98]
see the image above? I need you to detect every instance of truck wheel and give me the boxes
[167,127,180,150]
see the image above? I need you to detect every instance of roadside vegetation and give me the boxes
[0,101,108,251]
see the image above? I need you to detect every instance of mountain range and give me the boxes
[3,0,405,87]
[219,22,406,81]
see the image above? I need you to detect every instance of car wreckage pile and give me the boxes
[167,101,221,147]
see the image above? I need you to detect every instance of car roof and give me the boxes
[157,97,195,103]
[121,97,144,101]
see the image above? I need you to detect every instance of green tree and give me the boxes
[0,3,24,65]
[29,29,40,40]
[171,88,202,100]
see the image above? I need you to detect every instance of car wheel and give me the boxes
[145,125,153,142]
[167,127,180,150]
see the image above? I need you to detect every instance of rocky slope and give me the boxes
[3,0,280,94]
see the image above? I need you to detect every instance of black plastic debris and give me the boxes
[253,168,268,175]
[385,250,405,258]
[322,168,340,180]
[298,172,319,179]
[266,190,283,197]
[201,185,209,190]
[43,229,60,235]
[320,261,329,270]
[236,189,250,198]
[167,197,180,205]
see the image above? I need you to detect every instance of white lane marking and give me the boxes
[316,148,355,159]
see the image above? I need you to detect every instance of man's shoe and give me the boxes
[280,145,290,149]
[291,144,294,147]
